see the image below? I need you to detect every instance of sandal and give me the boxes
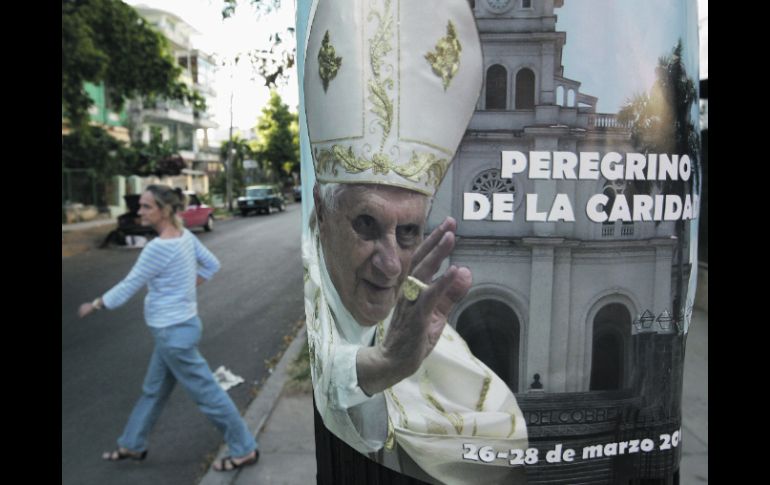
[213,449,259,472]
[102,448,148,461]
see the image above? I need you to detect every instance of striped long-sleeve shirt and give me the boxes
[102,229,220,328]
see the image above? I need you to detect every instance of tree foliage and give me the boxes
[62,0,205,129]
[220,0,295,88]
[618,40,699,194]
[123,128,186,177]
[61,125,125,183]
[211,136,254,198]
[618,40,700,183]
[61,125,186,180]
[617,40,700,321]
[252,91,299,183]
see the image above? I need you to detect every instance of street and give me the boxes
[62,205,304,485]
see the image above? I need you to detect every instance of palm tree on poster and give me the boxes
[618,40,700,325]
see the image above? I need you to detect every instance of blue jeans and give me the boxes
[117,316,257,457]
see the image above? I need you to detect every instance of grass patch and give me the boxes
[285,339,312,393]
[213,208,232,218]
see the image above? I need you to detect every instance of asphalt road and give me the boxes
[62,205,304,485]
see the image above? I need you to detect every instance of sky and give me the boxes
[121,0,707,140]
[556,0,705,114]
[124,0,299,142]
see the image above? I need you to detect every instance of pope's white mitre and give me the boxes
[304,0,482,196]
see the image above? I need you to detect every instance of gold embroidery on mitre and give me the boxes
[425,21,462,91]
[318,31,342,92]
[315,145,448,190]
[367,0,394,151]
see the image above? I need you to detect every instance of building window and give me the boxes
[515,68,535,109]
[589,303,631,391]
[556,86,564,106]
[471,168,516,220]
[522,0,532,8]
[457,300,520,392]
[567,89,576,107]
[485,65,507,110]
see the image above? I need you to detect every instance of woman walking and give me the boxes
[79,185,258,472]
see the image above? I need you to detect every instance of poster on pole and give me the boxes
[298,1,701,483]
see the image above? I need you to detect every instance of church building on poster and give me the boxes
[430,1,696,483]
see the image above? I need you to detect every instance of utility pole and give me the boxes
[225,55,240,213]
[227,88,234,212]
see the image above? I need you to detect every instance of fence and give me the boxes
[62,168,104,206]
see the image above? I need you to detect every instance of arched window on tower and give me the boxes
[567,89,576,107]
[485,65,507,110]
[515,68,535,110]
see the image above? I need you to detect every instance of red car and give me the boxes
[180,191,215,232]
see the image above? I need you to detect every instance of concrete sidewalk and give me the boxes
[61,219,117,257]
[199,310,708,485]
[198,328,315,485]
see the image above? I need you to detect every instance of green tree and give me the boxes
[617,40,700,323]
[123,127,186,177]
[212,135,254,202]
[220,0,295,88]
[252,91,299,184]
[62,126,186,181]
[618,40,699,194]
[61,125,126,183]
[62,0,205,130]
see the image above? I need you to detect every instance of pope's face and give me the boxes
[318,185,428,326]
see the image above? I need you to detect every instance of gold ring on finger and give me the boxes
[402,275,428,302]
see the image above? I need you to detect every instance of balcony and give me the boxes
[142,100,195,126]
[587,113,631,131]
[601,221,636,238]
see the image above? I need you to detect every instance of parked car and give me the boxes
[237,185,285,216]
[102,191,214,247]
[180,191,215,231]
[293,185,302,202]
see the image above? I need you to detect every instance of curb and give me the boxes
[198,324,308,485]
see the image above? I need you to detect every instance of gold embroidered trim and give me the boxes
[425,21,461,91]
[458,331,496,416]
[387,388,409,428]
[426,418,449,435]
[384,416,396,450]
[315,145,449,189]
[420,371,464,434]
[367,0,394,150]
[475,376,492,412]
[508,407,518,438]
[318,31,342,92]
